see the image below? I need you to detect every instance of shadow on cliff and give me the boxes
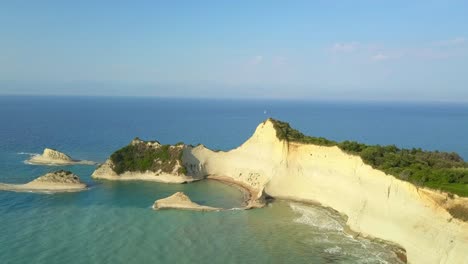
[182,147,208,179]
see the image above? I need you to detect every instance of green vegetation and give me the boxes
[110,141,185,175]
[178,166,187,175]
[273,119,337,146]
[270,118,468,197]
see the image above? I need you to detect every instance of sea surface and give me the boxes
[1,96,467,264]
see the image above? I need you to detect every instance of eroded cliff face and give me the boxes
[182,120,287,205]
[184,119,468,264]
[42,148,73,161]
[27,148,74,165]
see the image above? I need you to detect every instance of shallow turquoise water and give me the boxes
[2,96,467,263]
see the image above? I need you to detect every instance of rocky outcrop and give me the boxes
[0,170,87,192]
[27,148,96,166]
[92,139,199,183]
[153,192,220,211]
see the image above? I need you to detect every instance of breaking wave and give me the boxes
[17,152,39,156]
[289,202,404,263]
[289,202,344,232]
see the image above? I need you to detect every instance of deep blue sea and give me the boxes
[1,96,467,264]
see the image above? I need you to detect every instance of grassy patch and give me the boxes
[425,183,468,197]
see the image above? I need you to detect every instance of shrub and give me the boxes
[110,142,184,175]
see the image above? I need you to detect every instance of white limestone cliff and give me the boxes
[183,119,468,264]
[93,119,468,263]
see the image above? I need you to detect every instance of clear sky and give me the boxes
[1,1,467,101]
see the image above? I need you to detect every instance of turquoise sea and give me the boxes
[1,96,468,264]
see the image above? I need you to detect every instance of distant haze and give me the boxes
[1,1,467,101]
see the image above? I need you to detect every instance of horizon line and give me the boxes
[0,93,467,104]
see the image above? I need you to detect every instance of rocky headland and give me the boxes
[93,118,468,264]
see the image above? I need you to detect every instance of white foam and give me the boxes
[227,207,244,211]
[23,159,98,166]
[17,152,39,156]
[324,246,342,254]
[289,203,344,231]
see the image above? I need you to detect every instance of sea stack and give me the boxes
[0,170,87,192]
[27,148,96,165]
[153,192,220,211]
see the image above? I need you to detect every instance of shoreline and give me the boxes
[206,175,265,209]
[93,173,202,184]
[272,195,408,263]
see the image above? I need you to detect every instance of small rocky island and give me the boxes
[153,192,220,211]
[92,138,196,183]
[0,170,87,192]
[27,148,96,166]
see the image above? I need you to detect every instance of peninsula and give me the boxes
[93,118,468,264]
[27,148,97,166]
[0,170,87,192]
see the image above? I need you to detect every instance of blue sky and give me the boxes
[1,1,467,101]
